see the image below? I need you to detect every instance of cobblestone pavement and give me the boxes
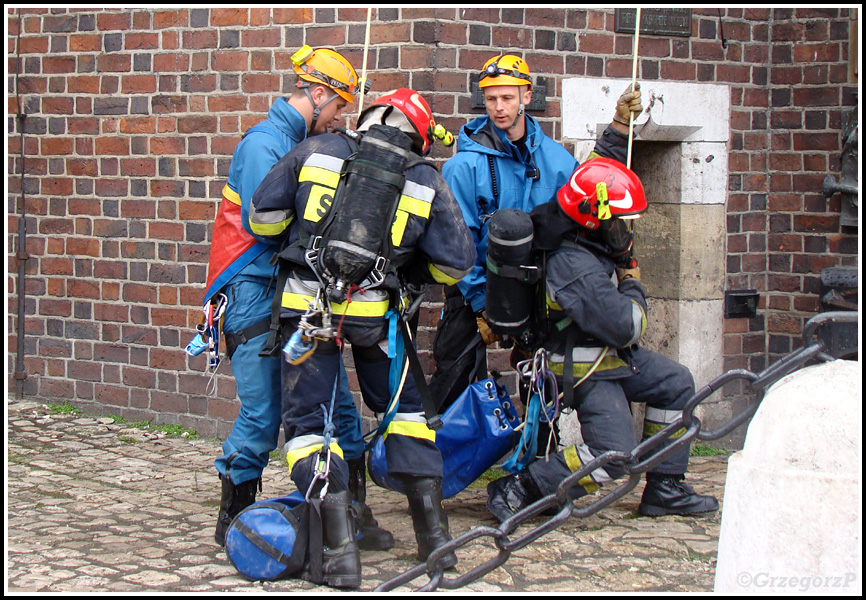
[7,398,727,593]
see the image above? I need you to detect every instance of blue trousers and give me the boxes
[214,277,363,485]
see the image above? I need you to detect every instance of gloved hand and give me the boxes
[614,82,643,126]
[615,265,641,283]
[475,311,500,345]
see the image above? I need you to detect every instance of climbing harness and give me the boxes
[185,293,228,394]
[502,348,559,472]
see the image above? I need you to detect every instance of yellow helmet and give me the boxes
[479,54,532,89]
[291,46,360,102]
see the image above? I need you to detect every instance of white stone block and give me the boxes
[714,360,862,594]
[562,77,730,143]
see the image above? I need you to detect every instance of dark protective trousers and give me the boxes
[281,321,443,494]
[528,345,695,496]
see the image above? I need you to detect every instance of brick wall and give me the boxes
[7,8,857,441]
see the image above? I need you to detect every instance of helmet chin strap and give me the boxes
[510,103,525,130]
[302,85,339,134]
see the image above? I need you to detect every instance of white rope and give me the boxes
[357,7,372,119]
[626,7,641,169]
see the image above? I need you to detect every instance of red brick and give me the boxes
[97,53,131,73]
[154,10,188,29]
[97,11,131,30]
[95,137,130,155]
[40,137,74,155]
[120,158,156,177]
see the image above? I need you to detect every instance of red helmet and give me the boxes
[557,157,647,230]
[361,88,436,155]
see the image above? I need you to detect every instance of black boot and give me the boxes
[638,473,719,517]
[402,477,457,569]
[347,457,395,551]
[486,470,544,523]
[318,490,362,588]
[214,474,260,547]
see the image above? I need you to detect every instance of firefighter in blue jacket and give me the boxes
[485,158,720,522]
[250,89,475,588]
[203,46,392,551]
[429,53,644,412]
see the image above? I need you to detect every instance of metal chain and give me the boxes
[375,311,857,592]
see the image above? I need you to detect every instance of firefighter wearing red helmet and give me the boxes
[250,88,474,588]
[485,158,720,523]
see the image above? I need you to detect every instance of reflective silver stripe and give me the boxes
[401,179,435,205]
[576,444,614,484]
[626,301,645,346]
[326,240,379,261]
[391,412,425,423]
[489,231,533,247]
[549,346,617,364]
[364,135,413,158]
[305,152,345,172]
[284,275,390,304]
[249,202,292,227]
[645,408,683,425]
[284,434,326,453]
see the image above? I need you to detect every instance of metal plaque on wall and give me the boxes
[615,8,692,37]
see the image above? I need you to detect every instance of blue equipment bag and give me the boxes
[368,378,520,499]
[225,491,309,581]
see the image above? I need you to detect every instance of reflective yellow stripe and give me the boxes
[299,165,341,188]
[549,355,628,377]
[285,442,344,473]
[428,262,462,286]
[643,422,687,439]
[249,211,294,238]
[223,183,241,205]
[302,184,337,223]
[391,210,409,247]
[383,420,436,442]
[563,446,600,494]
[282,291,390,317]
[397,193,432,219]
[547,295,563,311]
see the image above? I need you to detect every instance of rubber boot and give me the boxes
[638,473,720,517]
[485,470,544,524]
[214,474,260,547]
[402,477,457,569]
[347,457,395,551]
[318,490,362,588]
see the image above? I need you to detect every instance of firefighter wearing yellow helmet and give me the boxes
[429,52,644,415]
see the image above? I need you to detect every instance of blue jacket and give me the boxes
[442,114,578,313]
[203,98,308,302]
[442,115,630,313]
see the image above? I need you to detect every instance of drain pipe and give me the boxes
[14,7,28,400]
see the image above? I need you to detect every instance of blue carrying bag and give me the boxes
[224,491,309,581]
[368,378,520,499]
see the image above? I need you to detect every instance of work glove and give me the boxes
[475,311,501,346]
[613,82,643,126]
[615,265,641,283]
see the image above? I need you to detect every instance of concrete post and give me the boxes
[714,359,861,594]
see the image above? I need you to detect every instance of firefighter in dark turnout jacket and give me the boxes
[485,158,719,523]
[204,46,392,552]
[250,89,475,587]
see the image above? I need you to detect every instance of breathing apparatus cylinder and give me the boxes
[485,209,538,339]
[319,124,412,303]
